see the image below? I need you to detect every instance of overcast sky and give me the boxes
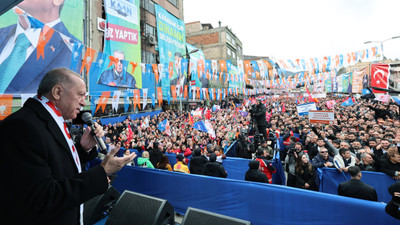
[184,0,400,61]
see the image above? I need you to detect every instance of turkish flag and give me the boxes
[371,63,389,93]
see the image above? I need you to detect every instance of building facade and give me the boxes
[185,21,243,66]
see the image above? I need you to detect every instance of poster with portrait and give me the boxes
[388,63,400,91]
[99,0,141,89]
[155,4,186,98]
[0,0,84,94]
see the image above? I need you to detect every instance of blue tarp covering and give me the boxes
[319,167,395,203]
[110,166,397,225]
[98,110,161,125]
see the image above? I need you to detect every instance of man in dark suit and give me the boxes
[337,166,378,201]
[0,68,136,224]
[98,50,136,88]
[0,0,80,94]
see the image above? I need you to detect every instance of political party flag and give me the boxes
[193,120,215,138]
[326,100,336,109]
[212,105,220,112]
[123,90,131,113]
[96,91,111,113]
[157,119,171,136]
[376,94,390,103]
[392,96,400,105]
[111,90,121,112]
[191,108,202,118]
[341,97,354,107]
[142,89,148,109]
[361,88,371,95]
[133,89,141,110]
[0,94,13,120]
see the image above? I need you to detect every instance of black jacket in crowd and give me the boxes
[337,179,377,201]
[190,149,208,175]
[245,161,268,183]
[203,154,227,178]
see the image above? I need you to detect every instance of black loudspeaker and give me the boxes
[181,207,251,225]
[84,186,121,225]
[105,190,175,225]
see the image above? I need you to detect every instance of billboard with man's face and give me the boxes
[0,0,84,94]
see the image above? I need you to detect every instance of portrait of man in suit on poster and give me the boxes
[389,64,400,91]
[98,49,137,88]
[0,0,80,94]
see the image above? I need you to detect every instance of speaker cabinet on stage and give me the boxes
[105,190,174,225]
[181,207,251,225]
[84,186,121,225]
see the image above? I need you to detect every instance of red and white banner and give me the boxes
[371,64,389,93]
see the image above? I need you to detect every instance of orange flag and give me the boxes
[168,62,173,79]
[80,47,96,74]
[219,60,227,73]
[133,89,141,110]
[157,87,163,106]
[130,61,138,75]
[37,25,55,60]
[188,113,193,126]
[184,85,188,99]
[107,55,119,68]
[96,91,111,113]
[0,94,13,120]
[196,87,200,99]
[171,85,177,102]
[152,64,159,83]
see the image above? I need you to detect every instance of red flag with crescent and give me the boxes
[371,63,389,93]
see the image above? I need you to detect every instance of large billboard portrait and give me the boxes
[0,0,84,94]
[155,4,186,98]
[99,0,141,89]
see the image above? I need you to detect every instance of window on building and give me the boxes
[145,24,156,37]
[141,0,155,15]
[232,51,236,59]
[168,0,178,7]
[227,48,232,56]
[226,34,232,43]
[232,38,236,46]
[141,50,156,64]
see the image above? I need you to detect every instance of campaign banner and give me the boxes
[309,110,335,125]
[296,103,317,116]
[388,63,400,92]
[341,72,353,93]
[99,0,141,89]
[155,4,186,98]
[352,67,368,93]
[0,0,84,94]
[336,75,343,93]
[186,43,204,90]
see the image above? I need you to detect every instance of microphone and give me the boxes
[81,112,108,154]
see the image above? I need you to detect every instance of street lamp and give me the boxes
[179,48,199,111]
[364,36,400,60]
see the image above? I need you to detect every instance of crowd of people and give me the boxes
[92,91,400,219]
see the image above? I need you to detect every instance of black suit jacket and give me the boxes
[0,22,77,94]
[0,98,108,225]
[337,179,378,201]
